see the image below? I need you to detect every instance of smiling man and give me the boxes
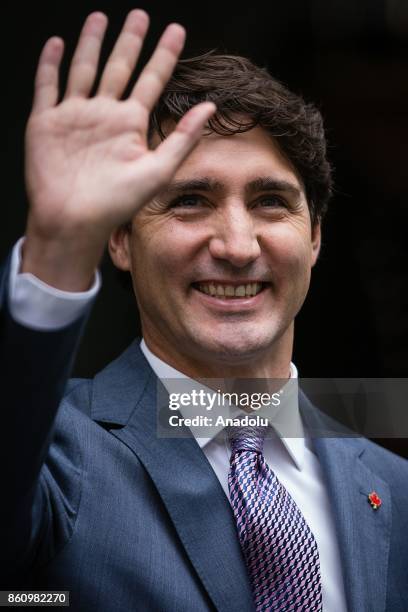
[1,8,407,612]
[110,126,321,380]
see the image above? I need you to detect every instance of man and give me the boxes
[1,8,407,612]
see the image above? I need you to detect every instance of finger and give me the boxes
[153,102,216,179]
[130,23,185,110]
[65,12,108,98]
[97,9,149,98]
[32,37,65,114]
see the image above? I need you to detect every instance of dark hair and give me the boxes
[149,51,333,225]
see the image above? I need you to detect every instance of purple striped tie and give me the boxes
[227,425,323,611]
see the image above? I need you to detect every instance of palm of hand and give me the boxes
[26,96,151,230]
[25,10,215,239]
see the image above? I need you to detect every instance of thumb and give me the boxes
[152,102,216,178]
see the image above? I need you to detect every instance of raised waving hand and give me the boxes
[22,10,215,290]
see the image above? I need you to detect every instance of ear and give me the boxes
[108,224,132,271]
[311,221,321,267]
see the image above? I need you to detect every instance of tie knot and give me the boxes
[227,425,267,454]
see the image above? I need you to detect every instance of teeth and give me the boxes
[197,282,263,298]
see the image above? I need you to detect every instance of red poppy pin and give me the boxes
[368,491,382,510]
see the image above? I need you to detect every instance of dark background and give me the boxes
[2,1,407,454]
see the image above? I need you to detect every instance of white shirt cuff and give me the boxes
[7,237,101,331]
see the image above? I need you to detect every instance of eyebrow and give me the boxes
[164,176,302,199]
[246,177,302,198]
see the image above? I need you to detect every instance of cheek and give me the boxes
[265,227,312,266]
[131,221,202,284]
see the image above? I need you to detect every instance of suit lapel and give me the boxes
[91,341,254,612]
[300,392,391,612]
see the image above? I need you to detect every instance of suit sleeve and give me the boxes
[0,254,91,585]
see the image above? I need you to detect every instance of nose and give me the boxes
[208,205,261,268]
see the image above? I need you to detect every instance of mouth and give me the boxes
[192,281,269,300]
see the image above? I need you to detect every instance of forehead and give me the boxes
[153,125,304,192]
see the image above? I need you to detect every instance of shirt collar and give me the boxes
[140,338,306,470]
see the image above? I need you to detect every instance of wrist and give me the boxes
[21,224,105,292]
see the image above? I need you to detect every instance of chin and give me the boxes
[191,326,279,363]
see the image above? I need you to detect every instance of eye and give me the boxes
[169,194,205,208]
[256,195,287,208]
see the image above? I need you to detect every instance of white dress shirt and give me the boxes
[7,238,348,611]
[8,238,101,330]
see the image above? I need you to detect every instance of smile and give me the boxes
[193,282,267,299]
